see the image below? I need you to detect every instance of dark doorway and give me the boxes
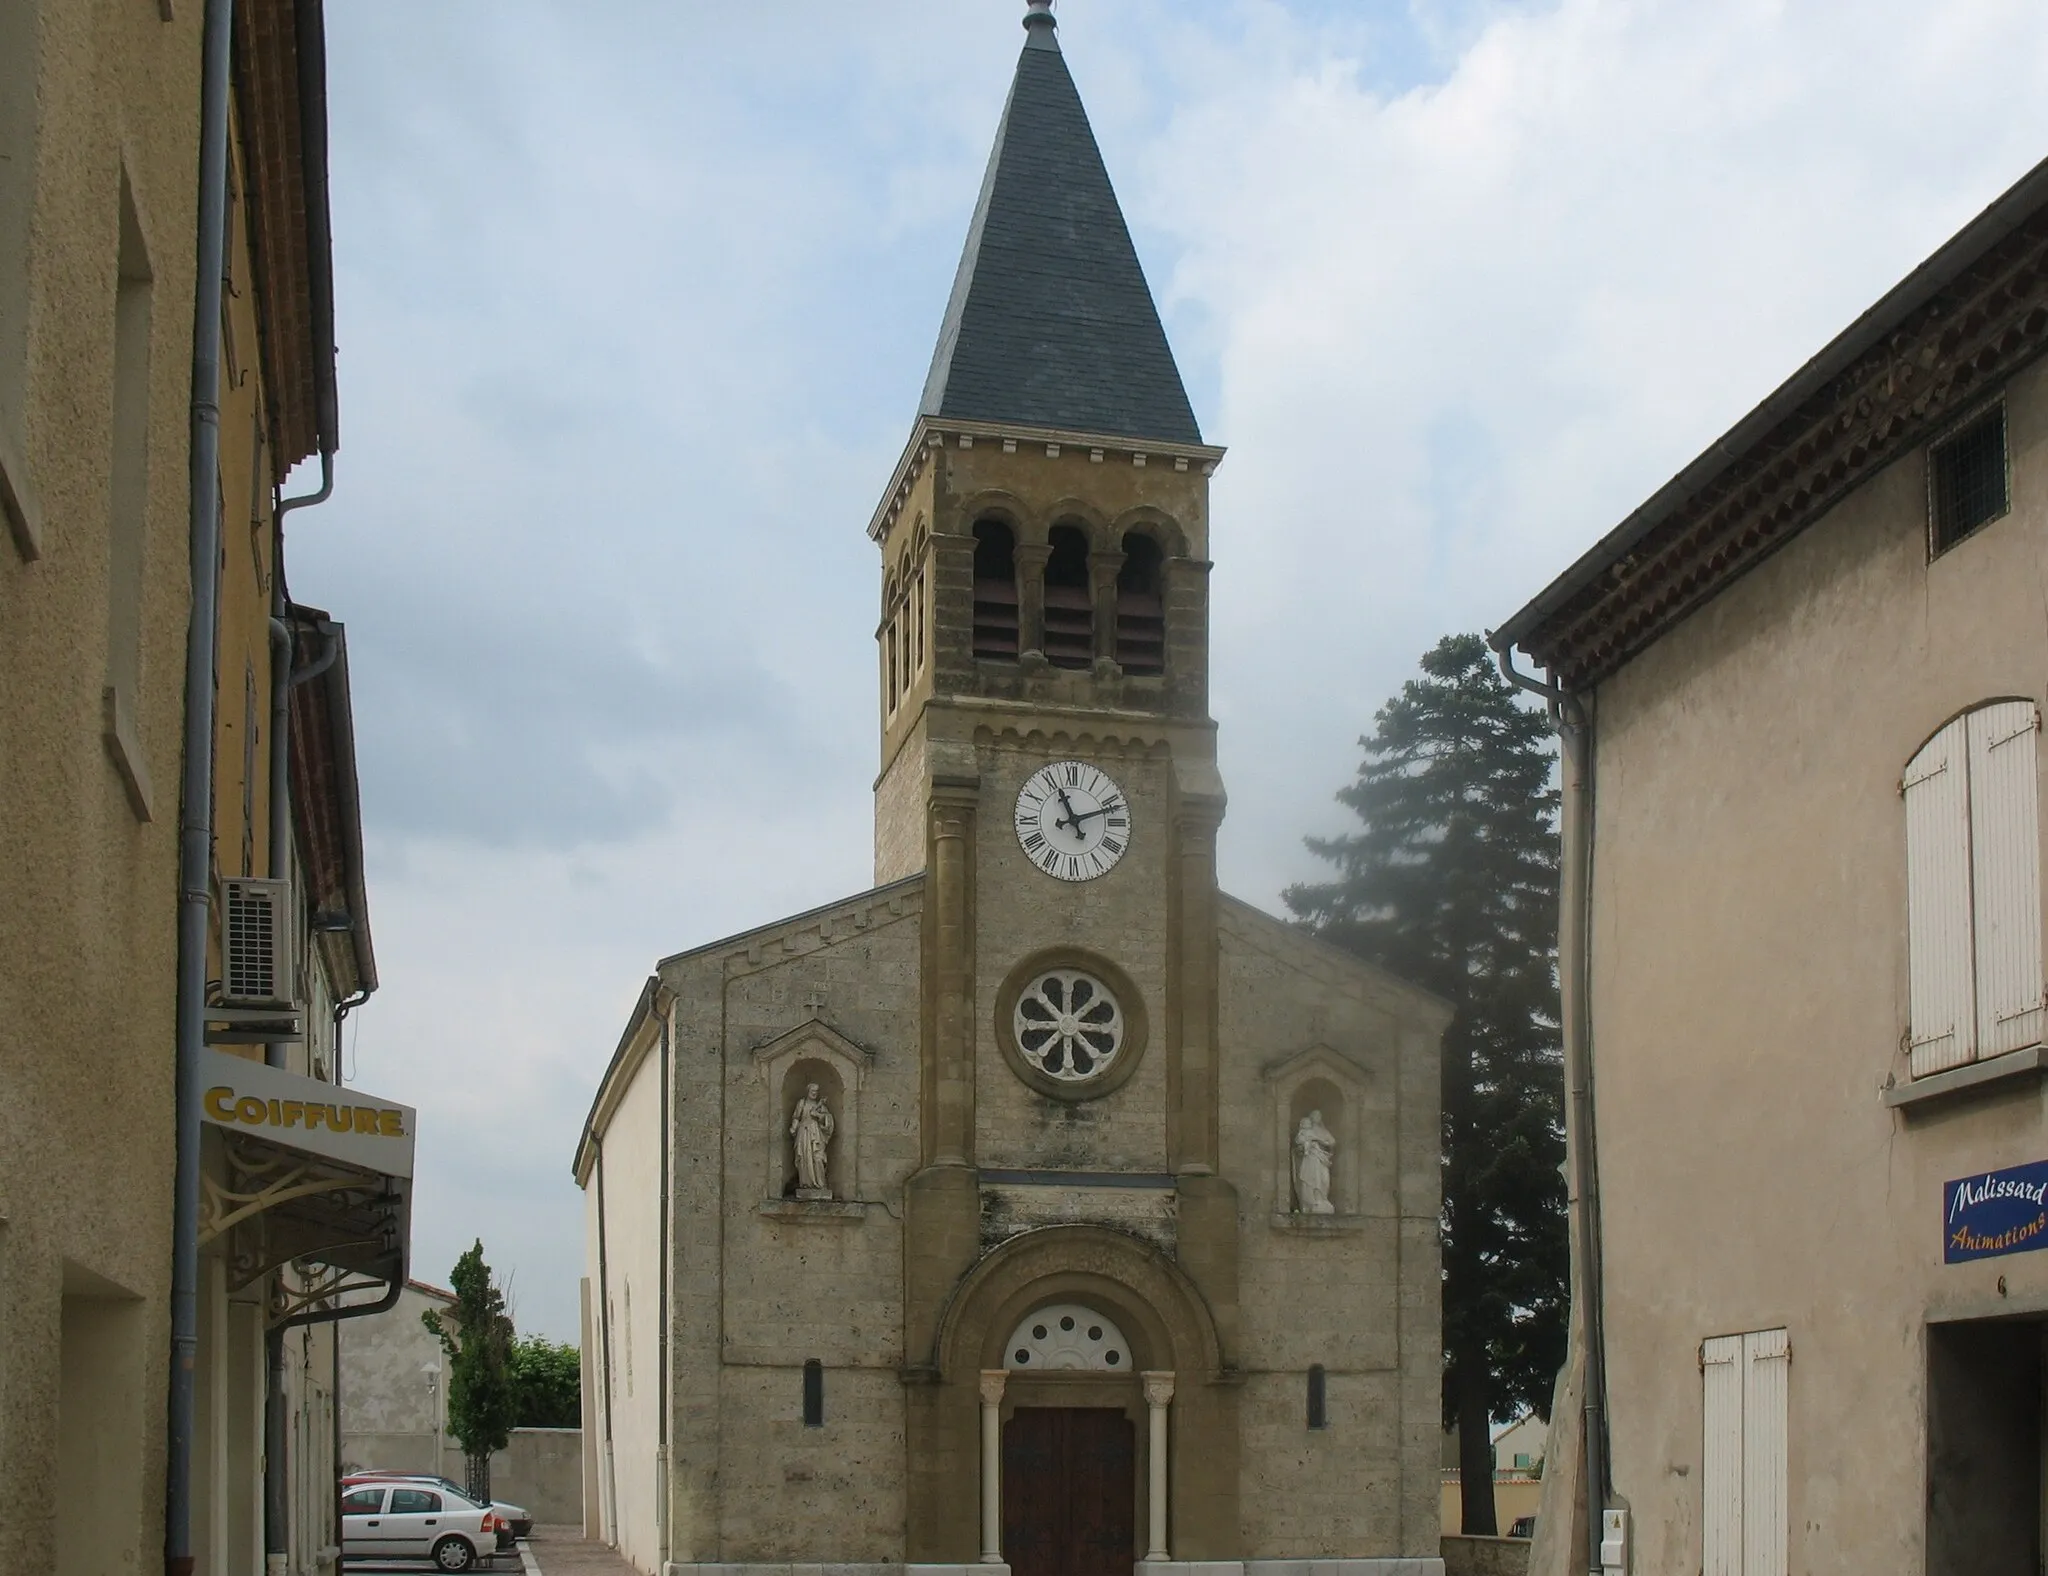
[1927,1317,2042,1576]
[1003,1407,1135,1576]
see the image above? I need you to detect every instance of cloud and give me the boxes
[301,0,2048,1338]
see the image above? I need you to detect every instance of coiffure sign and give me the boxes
[1945,1159,2048,1263]
[198,1046,416,1179]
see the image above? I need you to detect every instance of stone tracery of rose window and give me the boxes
[1013,968,1124,1082]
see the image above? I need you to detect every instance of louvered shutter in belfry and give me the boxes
[1701,1335,1744,1576]
[1740,1329,1789,1576]
[1967,701,2043,1057]
[1905,718,1976,1077]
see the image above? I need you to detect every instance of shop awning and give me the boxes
[197,1047,413,1321]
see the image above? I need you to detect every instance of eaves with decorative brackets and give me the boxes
[1497,162,2048,692]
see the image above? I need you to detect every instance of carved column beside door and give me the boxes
[979,1369,1007,1563]
[1142,1371,1174,1562]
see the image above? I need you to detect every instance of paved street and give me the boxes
[522,1526,639,1575]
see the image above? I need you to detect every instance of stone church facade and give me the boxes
[575,9,1449,1575]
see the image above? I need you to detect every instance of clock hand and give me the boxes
[1053,785,1083,835]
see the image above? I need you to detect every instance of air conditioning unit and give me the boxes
[221,877,296,1007]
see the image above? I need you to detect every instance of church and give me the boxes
[574,8,1450,1575]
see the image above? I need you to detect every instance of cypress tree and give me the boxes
[1286,632,1566,1536]
[423,1240,518,1505]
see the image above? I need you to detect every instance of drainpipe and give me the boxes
[261,0,336,1536]
[168,2,236,1571]
[1497,647,1607,1576]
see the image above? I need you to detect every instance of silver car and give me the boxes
[340,1480,502,1570]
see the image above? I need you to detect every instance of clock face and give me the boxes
[1014,760,1130,881]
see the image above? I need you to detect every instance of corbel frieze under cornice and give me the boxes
[1530,212,2048,690]
[867,415,1229,543]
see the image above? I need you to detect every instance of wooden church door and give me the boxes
[1002,1407,1135,1576]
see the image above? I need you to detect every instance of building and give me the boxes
[576,9,1450,1576]
[0,3,410,1573]
[337,1279,588,1525]
[1492,156,2048,1575]
[1437,1417,1543,1538]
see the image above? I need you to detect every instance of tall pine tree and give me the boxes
[423,1240,518,1505]
[1286,633,1566,1536]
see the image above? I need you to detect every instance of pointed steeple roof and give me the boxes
[918,5,1203,446]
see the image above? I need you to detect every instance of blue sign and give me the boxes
[1945,1160,2048,1263]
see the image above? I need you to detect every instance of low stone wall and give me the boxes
[341,1425,584,1524]
[472,1427,583,1524]
[1440,1536,1530,1576]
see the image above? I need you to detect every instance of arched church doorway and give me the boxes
[1000,1304,1136,1576]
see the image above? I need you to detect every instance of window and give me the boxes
[388,1489,439,1514]
[972,519,1019,660]
[340,1488,383,1515]
[1043,523,1093,669]
[103,170,154,820]
[1930,403,2009,554]
[803,1358,824,1427]
[1306,1364,1328,1430]
[1115,532,1166,675]
[1903,700,2044,1079]
[1701,1328,1787,1576]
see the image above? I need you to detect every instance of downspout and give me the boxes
[262,0,337,1537]
[169,2,235,1572]
[1498,647,1607,1576]
[656,995,672,1564]
[591,1125,620,1545]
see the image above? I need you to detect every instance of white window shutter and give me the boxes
[1905,718,1977,1076]
[1702,1335,1744,1576]
[1740,1329,1789,1576]
[1966,701,2043,1057]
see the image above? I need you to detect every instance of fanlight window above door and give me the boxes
[1005,1304,1130,1371]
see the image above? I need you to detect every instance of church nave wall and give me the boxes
[714,1363,907,1562]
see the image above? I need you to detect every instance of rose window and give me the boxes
[1013,969,1124,1082]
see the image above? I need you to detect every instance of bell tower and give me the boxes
[876,10,1238,1555]
[871,0,1224,887]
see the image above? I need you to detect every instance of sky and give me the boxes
[298,0,2048,1341]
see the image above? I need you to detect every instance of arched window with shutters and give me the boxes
[972,519,1019,660]
[1115,531,1165,675]
[1903,698,2044,1079]
[1042,523,1093,669]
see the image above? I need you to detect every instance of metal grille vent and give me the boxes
[1931,405,2009,553]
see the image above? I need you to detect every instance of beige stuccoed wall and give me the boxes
[595,1019,669,1573]
[0,5,202,1575]
[1584,353,2048,1572]
[338,1281,454,1467]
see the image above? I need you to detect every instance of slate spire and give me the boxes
[917,4,1203,446]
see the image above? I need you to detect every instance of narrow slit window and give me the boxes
[1043,523,1093,669]
[1115,532,1166,675]
[1307,1364,1328,1430]
[802,1358,824,1427]
[972,519,1019,661]
[1930,404,2008,554]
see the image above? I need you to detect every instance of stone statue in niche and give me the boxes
[1293,1109,1336,1215]
[790,1083,836,1200]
